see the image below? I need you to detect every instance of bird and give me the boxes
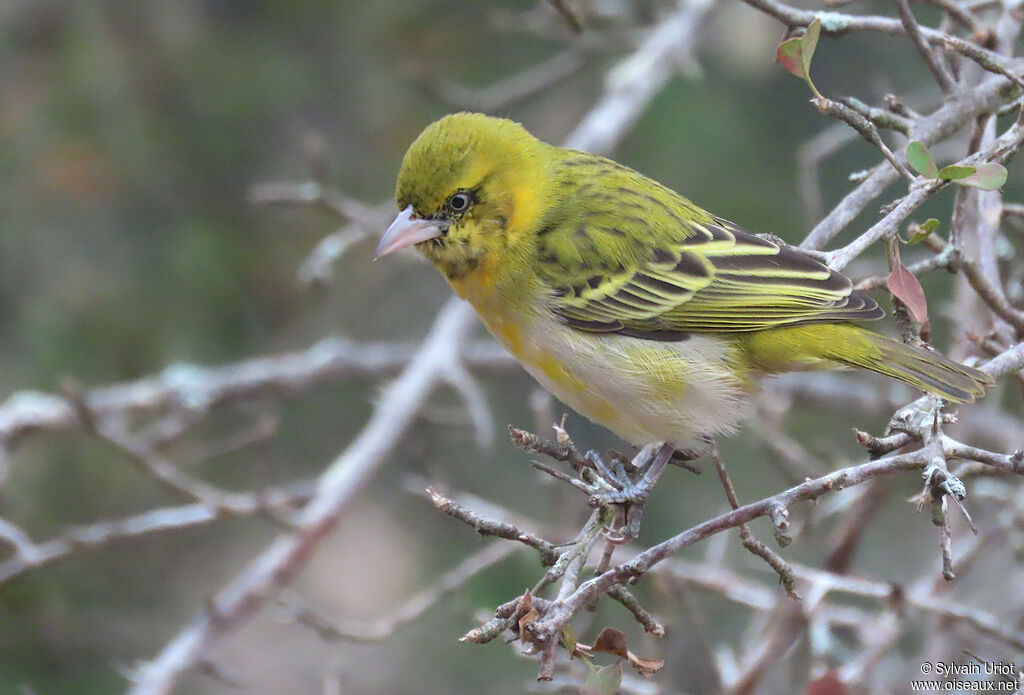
[376,112,992,452]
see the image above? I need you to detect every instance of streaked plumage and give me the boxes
[378,113,992,448]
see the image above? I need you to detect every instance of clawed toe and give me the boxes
[584,442,678,539]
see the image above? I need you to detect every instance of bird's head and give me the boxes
[377,113,551,281]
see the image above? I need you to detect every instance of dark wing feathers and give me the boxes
[546,217,882,338]
[534,150,882,339]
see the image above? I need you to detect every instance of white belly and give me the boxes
[502,313,753,448]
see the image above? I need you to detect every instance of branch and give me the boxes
[427,487,560,565]
[741,0,1024,86]
[0,480,313,584]
[527,449,931,646]
[826,113,1024,269]
[801,73,1017,251]
[564,0,716,154]
[892,0,956,94]
[981,341,1024,376]
[711,446,799,598]
[126,299,480,694]
[276,542,517,643]
[0,337,514,448]
[126,0,723,685]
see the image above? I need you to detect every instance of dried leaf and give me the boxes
[957,162,1007,190]
[554,413,571,446]
[938,164,976,181]
[626,651,666,677]
[906,218,940,244]
[580,662,622,695]
[590,627,629,658]
[906,141,938,179]
[518,607,539,643]
[887,262,929,325]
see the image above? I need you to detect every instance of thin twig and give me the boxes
[711,447,800,599]
[892,0,956,94]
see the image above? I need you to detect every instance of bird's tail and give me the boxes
[837,329,993,403]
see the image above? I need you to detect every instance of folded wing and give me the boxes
[548,218,883,340]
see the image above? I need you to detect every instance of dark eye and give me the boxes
[447,192,471,213]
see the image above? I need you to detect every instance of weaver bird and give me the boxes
[377,113,991,452]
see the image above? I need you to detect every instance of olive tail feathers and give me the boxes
[844,332,994,403]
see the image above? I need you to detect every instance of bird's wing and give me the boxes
[543,216,883,339]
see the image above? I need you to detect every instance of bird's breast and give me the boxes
[476,307,752,447]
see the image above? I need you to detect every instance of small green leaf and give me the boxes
[561,626,578,657]
[776,18,823,98]
[581,662,623,695]
[906,141,938,179]
[957,162,1007,189]
[907,218,940,244]
[801,17,821,77]
[938,164,976,181]
[887,262,929,325]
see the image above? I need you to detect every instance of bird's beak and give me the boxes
[375,205,445,258]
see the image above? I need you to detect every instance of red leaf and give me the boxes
[806,671,848,695]
[887,262,929,325]
[776,37,805,78]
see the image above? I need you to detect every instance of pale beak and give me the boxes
[375,205,445,258]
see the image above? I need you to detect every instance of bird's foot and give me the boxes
[668,434,713,473]
[586,442,675,539]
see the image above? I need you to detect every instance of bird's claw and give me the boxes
[585,446,671,539]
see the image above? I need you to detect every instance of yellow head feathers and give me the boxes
[395,113,542,215]
[382,114,552,280]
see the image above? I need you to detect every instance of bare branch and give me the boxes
[711,446,799,598]
[564,0,716,154]
[0,337,514,449]
[127,299,480,694]
[276,542,517,643]
[427,487,560,564]
[528,449,932,645]
[892,0,956,94]
[0,480,313,584]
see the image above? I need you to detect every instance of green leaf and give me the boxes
[906,141,938,179]
[956,162,1007,190]
[776,18,823,98]
[887,262,929,325]
[937,165,976,181]
[561,626,579,657]
[907,218,940,244]
[581,662,622,695]
[801,17,821,77]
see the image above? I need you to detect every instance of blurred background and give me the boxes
[1,0,1021,693]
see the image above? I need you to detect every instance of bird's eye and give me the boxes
[447,192,472,213]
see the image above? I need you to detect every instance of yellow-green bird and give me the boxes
[377,113,992,450]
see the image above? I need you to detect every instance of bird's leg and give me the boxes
[589,442,676,538]
[587,444,657,500]
[669,433,713,473]
[585,450,624,491]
